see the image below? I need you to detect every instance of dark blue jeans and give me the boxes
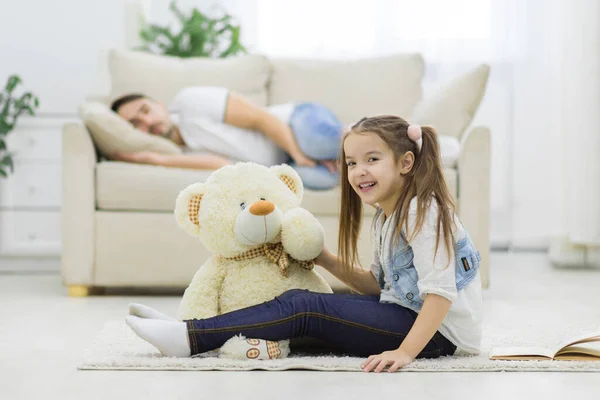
[185,289,457,358]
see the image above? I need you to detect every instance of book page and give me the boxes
[489,346,555,360]
[555,342,600,360]
[557,332,600,353]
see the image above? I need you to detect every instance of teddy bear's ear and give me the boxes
[174,182,206,236]
[270,164,303,200]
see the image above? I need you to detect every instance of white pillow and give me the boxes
[412,64,490,139]
[79,102,182,158]
[108,49,271,106]
[438,135,461,168]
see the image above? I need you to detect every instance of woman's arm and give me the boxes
[114,151,233,170]
[223,92,316,167]
[316,248,380,295]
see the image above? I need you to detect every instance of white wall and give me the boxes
[0,0,128,114]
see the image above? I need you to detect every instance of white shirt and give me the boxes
[372,198,483,354]
[169,86,295,165]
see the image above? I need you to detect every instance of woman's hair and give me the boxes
[338,115,457,276]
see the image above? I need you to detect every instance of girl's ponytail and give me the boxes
[407,125,456,262]
[412,125,444,194]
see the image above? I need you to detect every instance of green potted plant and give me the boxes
[137,0,247,58]
[0,75,40,178]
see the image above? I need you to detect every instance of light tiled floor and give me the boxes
[0,252,599,400]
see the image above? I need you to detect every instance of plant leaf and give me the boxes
[219,26,246,58]
[0,119,13,135]
[5,75,21,93]
[186,9,209,56]
[0,154,13,172]
[139,29,157,43]
[0,166,7,178]
[140,24,172,45]
[139,2,246,59]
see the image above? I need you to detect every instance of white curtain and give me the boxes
[548,0,600,267]
[561,0,600,245]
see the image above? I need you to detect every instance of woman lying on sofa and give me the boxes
[111,86,342,190]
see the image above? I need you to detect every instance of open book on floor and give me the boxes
[490,332,600,361]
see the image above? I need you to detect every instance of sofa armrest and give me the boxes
[458,126,491,288]
[61,123,97,286]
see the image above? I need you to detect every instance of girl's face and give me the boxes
[344,132,410,217]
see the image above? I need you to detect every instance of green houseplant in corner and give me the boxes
[137,0,247,58]
[0,75,40,178]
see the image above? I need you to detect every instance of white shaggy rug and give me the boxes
[79,317,600,372]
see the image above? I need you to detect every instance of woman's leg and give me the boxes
[289,103,343,161]
[185,289,456,358]
[289,163,339,190]
[287,103,343,190]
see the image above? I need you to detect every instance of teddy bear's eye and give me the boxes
[240,202,246,210]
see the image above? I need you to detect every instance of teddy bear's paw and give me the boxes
[281,208,325,261]
[219,336,290,360]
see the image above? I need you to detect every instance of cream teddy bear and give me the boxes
[174,162,332,359]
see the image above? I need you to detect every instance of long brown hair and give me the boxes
[338,115,456,275]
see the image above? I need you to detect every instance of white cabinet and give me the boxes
[0,116,77,256]
[0,210,62,255]
[0,163,62,208]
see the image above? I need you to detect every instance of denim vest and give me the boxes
[374,209,481,312]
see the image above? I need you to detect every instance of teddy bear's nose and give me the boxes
[249,200,275,216]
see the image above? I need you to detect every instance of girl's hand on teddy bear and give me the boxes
[314,245,334,268]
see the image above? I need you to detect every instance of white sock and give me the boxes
[125,316,191,357]
[128,303,176,321]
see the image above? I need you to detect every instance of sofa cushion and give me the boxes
[96,162,345,215]
[79,102,182,158]
[96,162,213,212]
[439,135,461,168]
[268,54,425,125]
[412,64,490,139]
[96,162,457,214]
[108,49,271,106]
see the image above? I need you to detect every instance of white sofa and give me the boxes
[61,49,491,296]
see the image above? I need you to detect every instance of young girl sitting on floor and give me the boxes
[125,115,483,373]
